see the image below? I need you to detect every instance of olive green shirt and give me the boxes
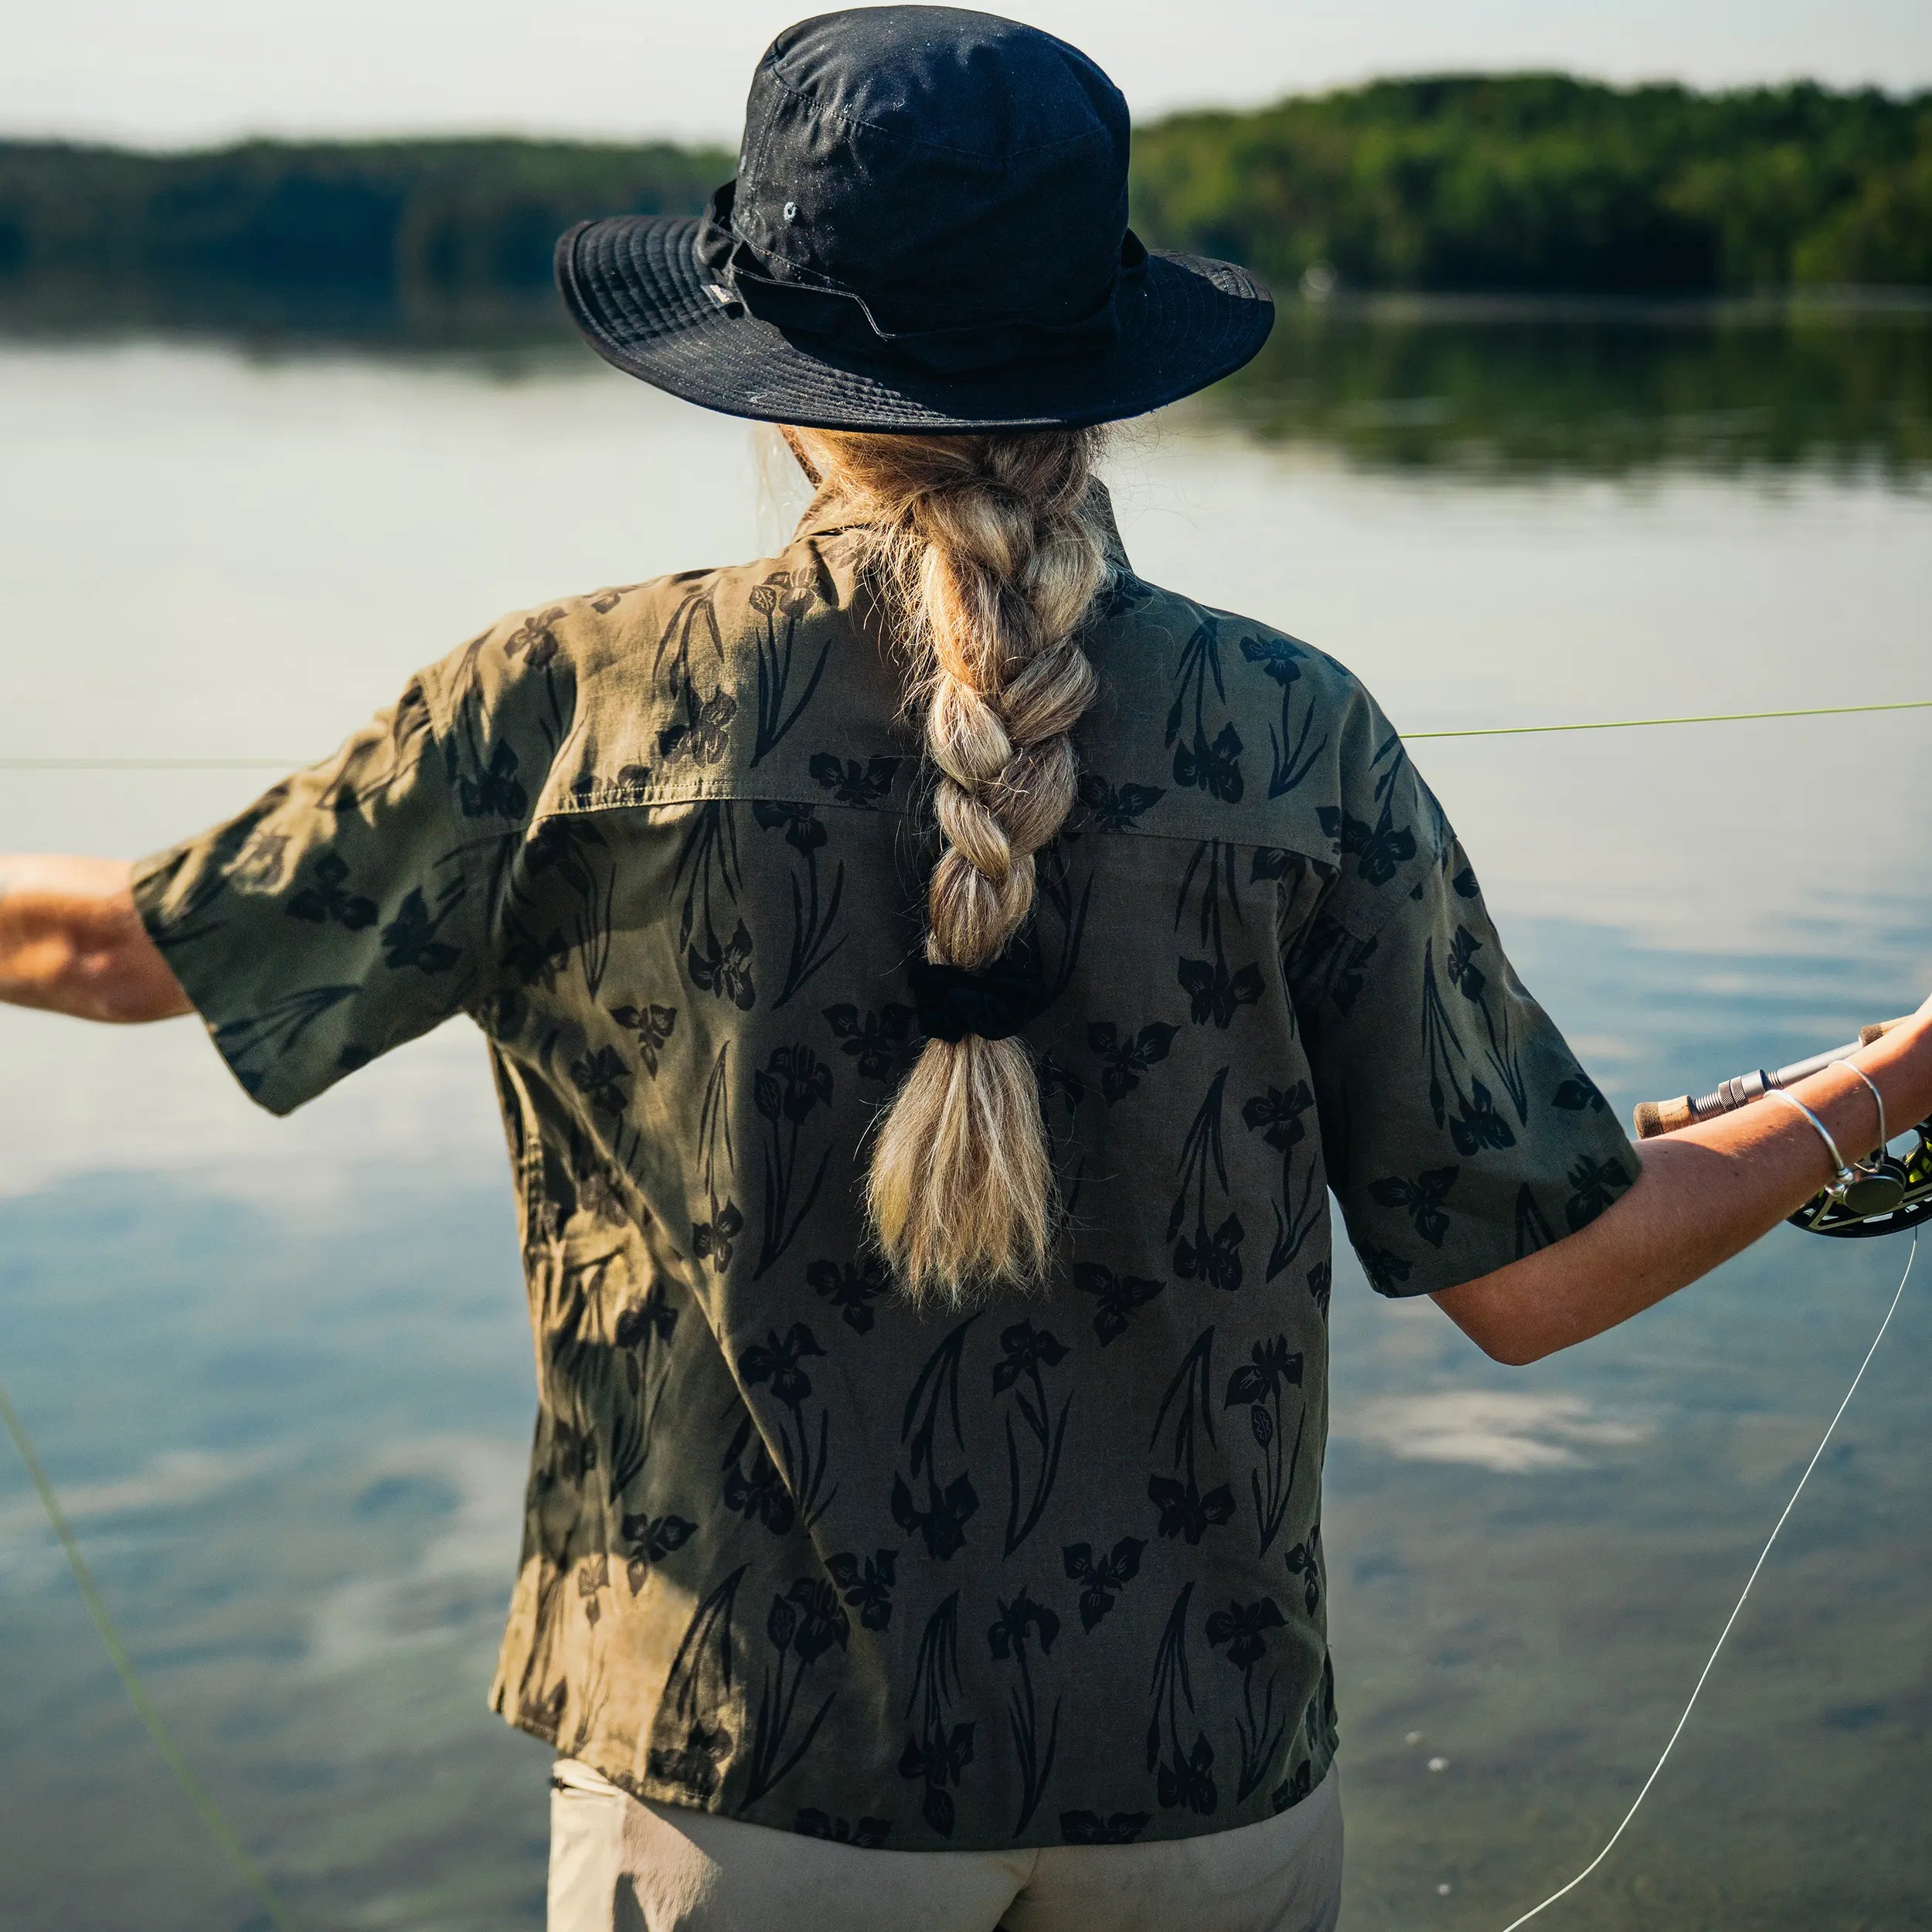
[132,492,1634,1852]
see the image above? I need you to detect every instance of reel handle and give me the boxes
[1634,1017,1907,1141]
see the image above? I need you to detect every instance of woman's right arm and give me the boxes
[0,854,191,1024]
[1435,1003,1932,1365]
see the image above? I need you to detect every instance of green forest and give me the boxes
[1,75,1928,311]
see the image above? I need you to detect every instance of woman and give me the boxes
[3,11,1925,1931]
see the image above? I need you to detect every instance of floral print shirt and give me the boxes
[131,490,1634,1853]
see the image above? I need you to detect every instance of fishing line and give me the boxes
[1496,1230,1917,1932]
[0,1377,310,1932]
[2,697,1929,770]
[1,695,1924,1921]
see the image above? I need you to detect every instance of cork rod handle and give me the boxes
[1632,1018,1909,1141]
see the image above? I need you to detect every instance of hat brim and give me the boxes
[555,216,1273,432]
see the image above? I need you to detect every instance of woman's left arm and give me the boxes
[0,854,191,1023]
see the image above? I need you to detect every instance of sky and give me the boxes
[3,0,1930,151]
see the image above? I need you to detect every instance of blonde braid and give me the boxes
[787,426,1111,1304]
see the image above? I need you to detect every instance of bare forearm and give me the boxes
[0,855,191,1023]
[1437,1009,1932,1362]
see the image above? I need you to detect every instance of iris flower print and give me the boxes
[658,688,738,767]
[901,1593,975,1836]
[1284,1522,1322,1615]
[1060,1810,1150,1844]
[809,752,899,808]
[1087,1019,1180,1104]
[609,1000,676,1077]
[502,605,566,669]
[823,1002,915,1081]
[1165,619,1244,802]
[1242,1081,1314,1154]
[740,1321,835,1526]
[1175,723,1244,801]
[749,570,829,765]
[1160,1733,1218,1815]
[1225,1337,1306,1555]
[898,1723,976,1837]
[1070,1263,1165,1345]
[1179,954,1263,1027]
[756,804,846,1008]
[721,1430,796,1536]
[1169,1070,1246,1292]
[1148,1582,1217,1817]
[690,1200,743,1268]
[568,1045,630,1116]
[379,887,462,974]
[992,1320,1072,1555]
[1358,1244,1412,1294]
[807,1257,890,1334]
[892,1471,979,1562]
[1206,1594,1286,1670]
[1209,1594,1295,1801]
[1270,1758,1315,1815]
[1367,1167,1460,1247]
[287,852,377,930]
[893,1319,981,1561]
[740,1322,826,1405]
[619,1512,696,1596]
[1062,1536,1146,1631]
[987,1590,1062,1835]
[648,1720,733,1804]
[1149,1327,1236,1546]
[796,1810,892,1845]
[1239,633,1304,687]
[1564,1152,1630,1230]
[1316,800,1416,886]
[1243,1082,1321,1278]
[753,1045,835,1277]
[457,741,529,821]
[688,919,756,1010]
[1240,634,1328,798]
[1553,1062,1607,1113]
[1445,926,1487,1001]
[826,1549,897,1631]
[1075,772,1165,832]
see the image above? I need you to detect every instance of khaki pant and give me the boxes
[548,1758,1343,1932]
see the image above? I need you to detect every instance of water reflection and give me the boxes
[5,278,1930,479]
[1,325,1929,1930]
[1211,295,1932,478]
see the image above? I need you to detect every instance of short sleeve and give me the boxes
[131,665,487,1116]
[1288,716,1638,1298]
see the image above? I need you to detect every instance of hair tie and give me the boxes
[908,954,1052,1043]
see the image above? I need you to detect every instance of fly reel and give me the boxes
[1634,1019,1932,1238]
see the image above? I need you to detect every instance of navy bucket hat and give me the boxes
[555,6,1274,430]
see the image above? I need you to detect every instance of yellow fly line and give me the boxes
[0,697,1929,771]
[2,685,1928,1932]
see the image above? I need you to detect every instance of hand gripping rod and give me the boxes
[1634,1020,1905,1141]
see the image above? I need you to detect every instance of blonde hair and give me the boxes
[787,426,1112,1306]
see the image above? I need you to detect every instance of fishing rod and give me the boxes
[1635,1015,1932,1236]
[1496,1017,1928,1929]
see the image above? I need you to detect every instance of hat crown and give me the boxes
[758,7,1126,162]
[731,6,1131,335]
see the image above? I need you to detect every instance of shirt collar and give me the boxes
[791,479,1134,575]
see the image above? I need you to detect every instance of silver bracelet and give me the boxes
[1827,1059,1886,1159]
[1767,1088,1859,1199]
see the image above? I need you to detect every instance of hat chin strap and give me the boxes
[692,181,1147,376]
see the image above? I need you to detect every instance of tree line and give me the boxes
[1,76,1927,303]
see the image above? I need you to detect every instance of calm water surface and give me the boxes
[2,307,1929,1930]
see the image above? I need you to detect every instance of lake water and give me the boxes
[2,300,1930,1930]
